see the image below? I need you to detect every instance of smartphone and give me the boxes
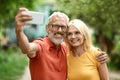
[22,11,44,24]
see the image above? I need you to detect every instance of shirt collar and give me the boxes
[45,36,61,49]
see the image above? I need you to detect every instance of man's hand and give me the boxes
[15,8,32,32]
[96,51,108,64]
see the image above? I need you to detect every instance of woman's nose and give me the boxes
[71,34,75,38]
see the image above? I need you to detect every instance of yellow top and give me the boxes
[67,48,100,80]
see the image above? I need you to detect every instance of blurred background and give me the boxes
[0,0,120,80]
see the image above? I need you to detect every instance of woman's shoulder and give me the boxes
[88,46,101,56]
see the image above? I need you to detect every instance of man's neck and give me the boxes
[55,44,61,51]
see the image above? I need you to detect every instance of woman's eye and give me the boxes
[67,33,71,36]
[75,32,80,35]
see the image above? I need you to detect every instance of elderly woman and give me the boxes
[66,19,109,80]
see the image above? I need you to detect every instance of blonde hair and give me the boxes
[68,19,92,51]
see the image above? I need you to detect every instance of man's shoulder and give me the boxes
[61,42,67,52]
[33,38,44,42]
[32,36,47,44]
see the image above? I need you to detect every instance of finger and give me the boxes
[15,7,28,19]
[19,16,32,22]
[100,59,107,64]
[17,11,31,18]
[98,51,106,55]
[98,54,107,59]
[97,56,108,64]
[97,53,107,60]
[16,13,32,22]
[97,52,107,59]
[18,7,28,13]
[16,16,31,26]
[100,57,108,64]
[97,56,107,61]
[96,54,103,60]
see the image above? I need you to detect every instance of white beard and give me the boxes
[48,31,64,45]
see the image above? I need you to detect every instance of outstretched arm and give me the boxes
[15,8,38,58]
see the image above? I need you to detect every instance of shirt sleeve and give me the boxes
[93,48,101,67]
[30,38,42,59]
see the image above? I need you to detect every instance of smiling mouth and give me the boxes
[55,35,63,39]
[70,39,79,44]
[54,33,64,38]
[55,32,64,35]
[71,39,77,42]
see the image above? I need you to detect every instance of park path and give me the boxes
[20,66,120,80]
[109,70,120,80]
[19,66,31,80]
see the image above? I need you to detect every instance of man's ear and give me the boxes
[46,24,49,33]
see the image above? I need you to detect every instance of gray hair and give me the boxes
[48,12,69,24]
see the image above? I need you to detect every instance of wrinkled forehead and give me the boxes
[49,15,68,26]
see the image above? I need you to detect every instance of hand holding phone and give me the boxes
[22,11,44,24]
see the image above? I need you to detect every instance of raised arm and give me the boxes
[15,8,38,58]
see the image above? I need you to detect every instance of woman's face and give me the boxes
[67,25,85,47]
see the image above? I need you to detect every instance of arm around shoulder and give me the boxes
[98,63,109,80]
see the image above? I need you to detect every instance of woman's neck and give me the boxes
[72,46,85,57]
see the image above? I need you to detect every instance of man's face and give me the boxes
[47,16,68,45]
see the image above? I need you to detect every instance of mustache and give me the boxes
[54,32,65,36]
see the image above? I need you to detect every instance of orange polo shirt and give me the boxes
[29,36,67,80]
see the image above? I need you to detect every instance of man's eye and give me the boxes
[52,25,59,28]
[61,26,66,29]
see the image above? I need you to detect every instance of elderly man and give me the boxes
[15,8,108,80]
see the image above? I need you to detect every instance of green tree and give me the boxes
[0,0,45,38]
[55,0,120,69]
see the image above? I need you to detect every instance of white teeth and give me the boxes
[56,34,62,37]
[55,33,60,35]
[71,39,78,43]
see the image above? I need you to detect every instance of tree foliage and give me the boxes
[0,0,45,27]
[0,0,46,38]
[56,0,120,37]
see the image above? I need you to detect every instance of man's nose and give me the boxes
[58,27,62,31]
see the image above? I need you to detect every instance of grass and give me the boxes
[0,47,28,80]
